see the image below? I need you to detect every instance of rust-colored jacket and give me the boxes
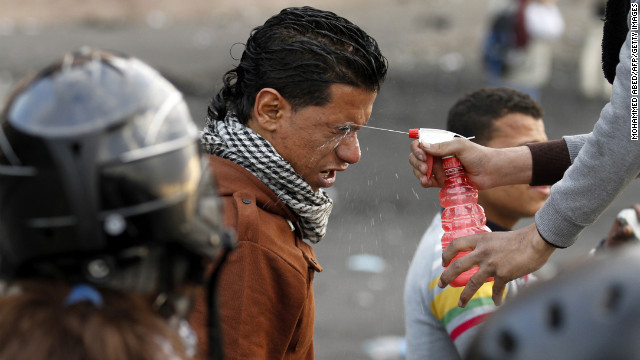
[190,156,323,360]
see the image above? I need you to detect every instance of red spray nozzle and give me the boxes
[408,128,462,142]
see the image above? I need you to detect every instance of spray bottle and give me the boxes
[409,128,493,287]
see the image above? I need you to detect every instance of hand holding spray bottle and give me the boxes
[409,128,493,287]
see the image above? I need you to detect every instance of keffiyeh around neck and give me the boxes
[201,113,333,243]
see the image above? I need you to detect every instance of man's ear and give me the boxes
[252,88,290,132]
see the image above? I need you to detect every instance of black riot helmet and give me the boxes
[0,48,234,299]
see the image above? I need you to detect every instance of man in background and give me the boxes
[483,0,565,101]
[404,87,549,359]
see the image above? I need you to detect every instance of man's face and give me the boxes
[478,113,550,228]
[267,83,377,193]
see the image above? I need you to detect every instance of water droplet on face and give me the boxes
[307,127,353,166]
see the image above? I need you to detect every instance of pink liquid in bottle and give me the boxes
[439,156,493,287]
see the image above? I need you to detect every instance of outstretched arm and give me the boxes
[438,4,639,306]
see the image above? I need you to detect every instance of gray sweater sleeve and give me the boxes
[535,4,640,248]
[562,134,588,162]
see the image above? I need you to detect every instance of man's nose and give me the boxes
[336,133,361,164]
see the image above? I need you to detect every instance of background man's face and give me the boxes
[478,112,550,228]
[269,83,377,193]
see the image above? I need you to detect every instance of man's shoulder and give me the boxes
[405,212,446,298]
[416,212,445,258]
[209,155,264,191]
[221,189,295,243]
[210,159,315,274]
[209,155,294,217]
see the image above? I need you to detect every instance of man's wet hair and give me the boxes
[208,6,388,123]
[447,87,543,145]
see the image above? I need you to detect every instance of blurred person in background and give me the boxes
[192,6,388,360]
[592,204,640,252]
[579,0,612,100]
[0,48,234,360]
[483,0,565,101]
[404,87,549,359]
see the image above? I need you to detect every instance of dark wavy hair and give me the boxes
[208,6,388,123]
[601,0,631,84]
[447,87,543,145]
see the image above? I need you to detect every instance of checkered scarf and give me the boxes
[201,113,333,244]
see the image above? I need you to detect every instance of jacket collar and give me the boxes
[209,155,299,222]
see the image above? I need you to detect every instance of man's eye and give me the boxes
[337,125,353,132]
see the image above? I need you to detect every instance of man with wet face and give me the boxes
[190,6,387,360]
[404,87,549,359]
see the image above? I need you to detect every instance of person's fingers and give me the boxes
[409,151,445,188]
[441,235,478,267]
[457,269,493,308]
[438,251,478,289]
[420,137,467,157]
[409,153,429,175]
[410,139,421,151]
[438,266,459,289]
[411,166,423,179]
[412,167,433,187]
[409,155,434,188]
[420,175,434,187]
[410,140,426,161]
[446,225,555,307]
[621,224,633,237]
[491,279,507,306]
[613,219,629,237]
